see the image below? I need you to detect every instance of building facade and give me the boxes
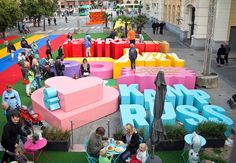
[143,0,235,52]
[58,0,91,9]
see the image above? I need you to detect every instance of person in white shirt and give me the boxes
[129,143,148,163]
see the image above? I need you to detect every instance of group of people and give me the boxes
[216,42,231,66]
[47,17,57,26]
[152,21,165,35]
[1,85,37,163]
[87,123,148,163]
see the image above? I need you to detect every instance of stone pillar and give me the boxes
[190,0,209,49]
[212,0,231,51]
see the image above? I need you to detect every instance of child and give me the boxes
[129,143,148,163]
[6,146,29,163]
[99,148,113,163]
[139,32,144,43]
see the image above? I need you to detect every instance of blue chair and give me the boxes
[83,137,98,163]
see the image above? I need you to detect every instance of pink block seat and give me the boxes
[45,76,103,112]
[90,62,113,79]
[117,67,196,92]
[31,76,119,130]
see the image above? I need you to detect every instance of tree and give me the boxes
[0,0,24,38]
[103,12,112,28]
[133,14,147,34]
[23,0,58,27]
[114,15,132,37]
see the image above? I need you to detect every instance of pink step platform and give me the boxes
[117,67,196,92]
[31,76,119,130]
[90,62,113,79]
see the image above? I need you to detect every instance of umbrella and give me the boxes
[150,70,167,159]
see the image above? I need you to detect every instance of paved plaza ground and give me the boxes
[2,12,236,161]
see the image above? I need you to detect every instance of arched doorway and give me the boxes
[186,5,195,38]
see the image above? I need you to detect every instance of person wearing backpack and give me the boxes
[129,43,138,73]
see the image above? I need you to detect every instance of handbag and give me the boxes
[22,78,29,85]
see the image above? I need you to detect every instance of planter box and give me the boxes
[204,138,226,148]
[155,139,185,151]
[43,138,70,151]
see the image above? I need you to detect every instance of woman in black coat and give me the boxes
[1,110,27,163]
[80,58,90,77]
[120,123,140,162]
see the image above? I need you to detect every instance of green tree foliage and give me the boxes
[134,14,147,33]
[0,0,24,38]
[23,0,58,26]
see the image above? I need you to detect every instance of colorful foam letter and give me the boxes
[120,104,149,138]
[202,105,233,137]
[176,105,207,133]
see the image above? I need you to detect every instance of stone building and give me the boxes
[142,0,236,52]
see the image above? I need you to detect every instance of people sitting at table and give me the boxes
[1,110,27,163]
[120,123,141,163]
[129,143,148,163]
[87,127,107,157]
[99,148,113,163]
[80,58,90,77]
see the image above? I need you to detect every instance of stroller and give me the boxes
[19,106,44,128]
[38,58,50,79]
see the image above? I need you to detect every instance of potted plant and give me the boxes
[196,121,227,148]
[113,128,123,140]
[42,127,71,151]
[156,125,187,151]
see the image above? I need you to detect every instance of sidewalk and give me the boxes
[143,23,236,131]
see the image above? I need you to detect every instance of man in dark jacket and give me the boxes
[54,56,64,76]
[20,37,29,48]
[1,110,27,163]
[58,45,64,61]
[7,42,16,53]
[152,22,156,34]
[129,43,138,72]
[217,44,226,66]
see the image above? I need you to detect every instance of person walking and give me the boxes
[21,37,29,49]
[159,22,165,35]
[48,17,51,26]
[58,45,64,61]
[46,38,52,59]
[155,21,160,35]
[54,17,57,26]
[224,42,231,64]
[65,16,68,23]
[129,43,138,73]
[31,59,41,89]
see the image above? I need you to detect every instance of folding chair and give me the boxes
[83,137,98,163]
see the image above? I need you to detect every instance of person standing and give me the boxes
[129,43,138,73]
[21,37,29,49]
[54,56,64,76]
[152,22,156,34]
[159,22,165,35]
[155,21,160,35]
[54,17,57,26]
[216,44,226,66]
[2,85,21,110]
[58,45,64,61]
[127,28,136,45]
[46,38,52,59]
[1,102,13,121]
[1,110,27,163]
[67,32,73,40]
[7,41,16,61]
[224,42,231,64]
[31,58,41,89]
[84,32,92,57]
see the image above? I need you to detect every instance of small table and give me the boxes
[182,134,206,163]
[24,138,47,162]
[106,140,126,163]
